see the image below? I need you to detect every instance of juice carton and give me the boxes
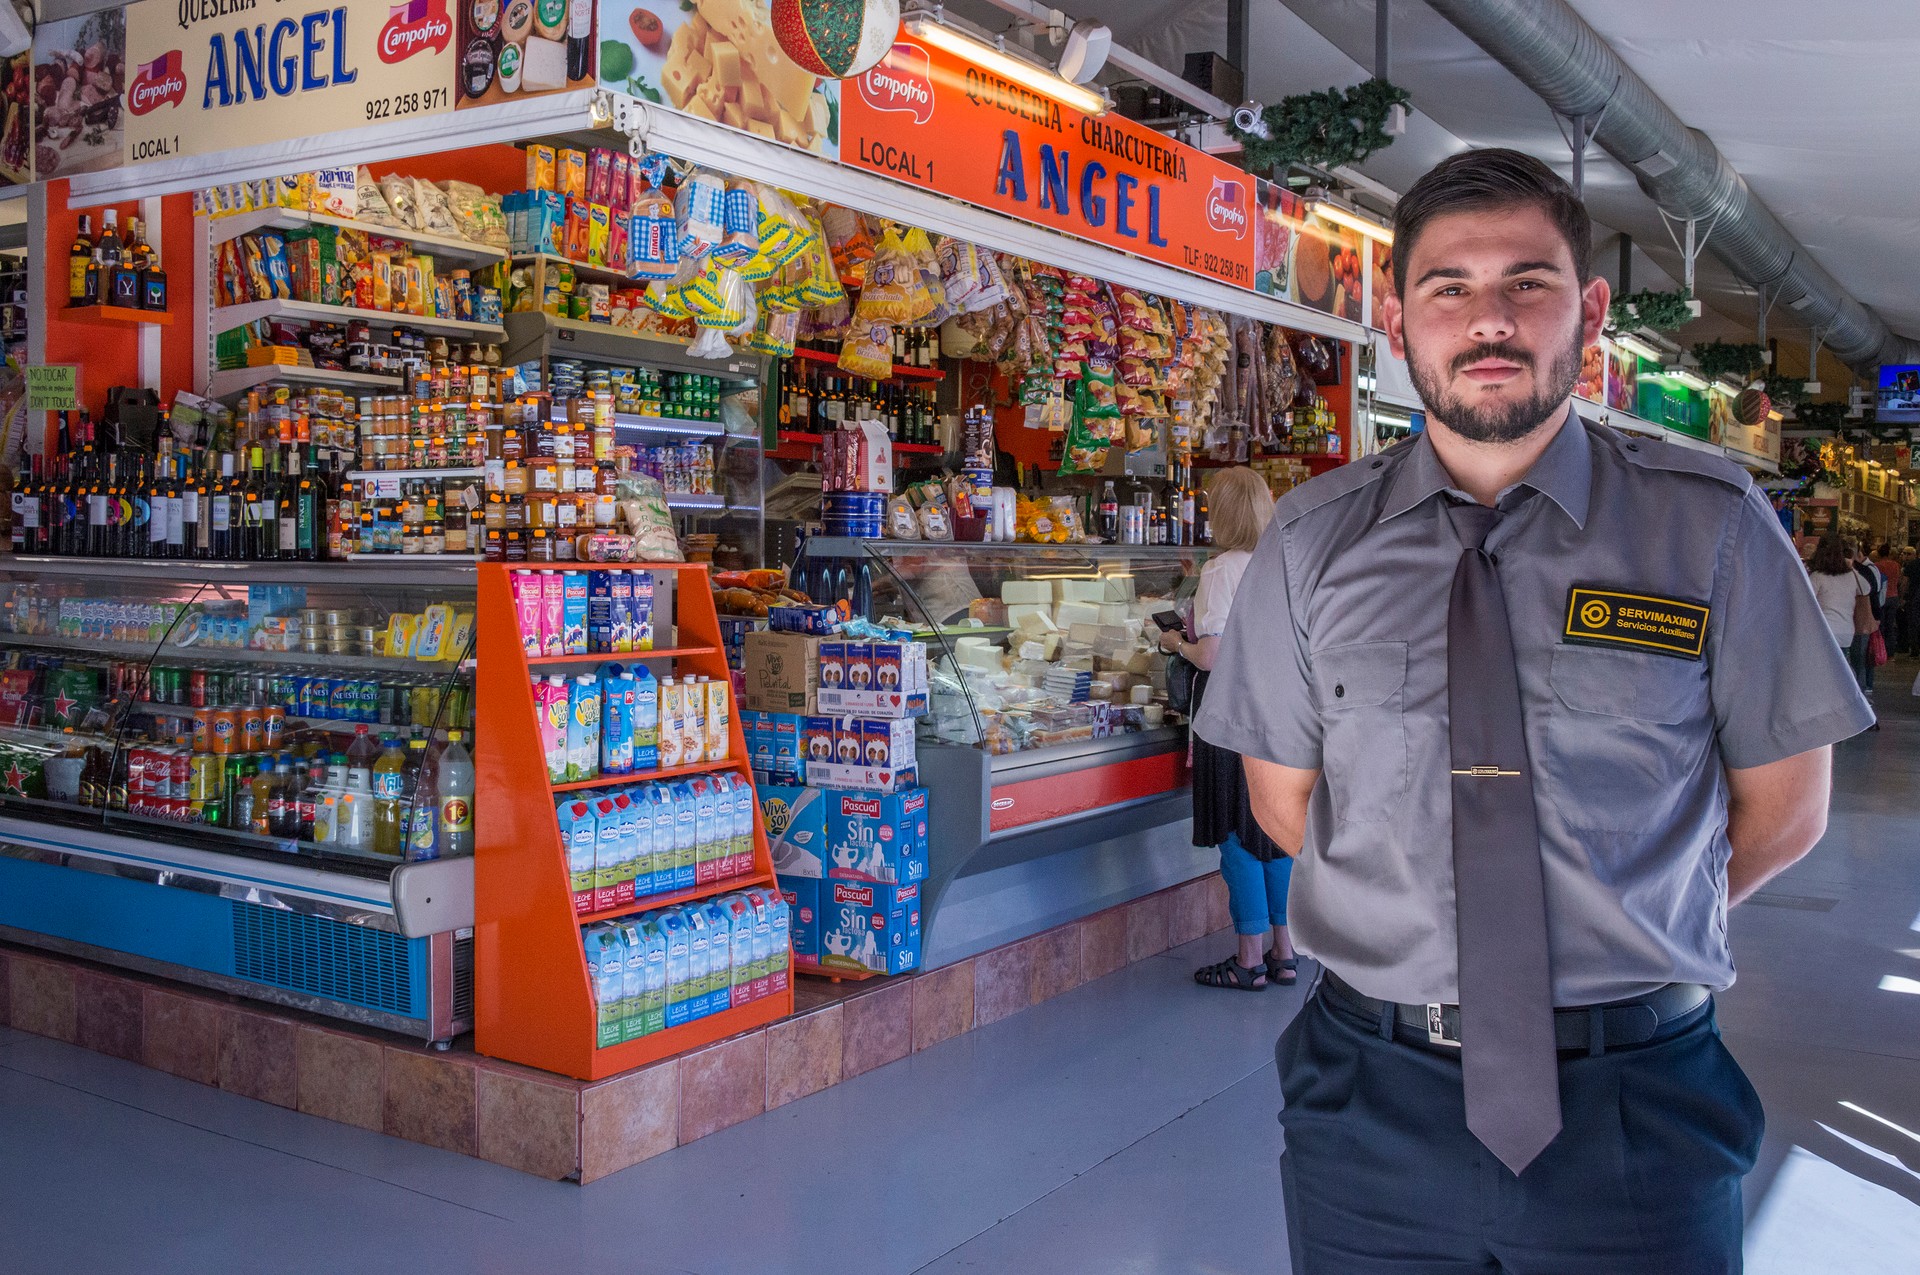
[558,798,599,914]
[587,925,625,1048]
[761,783,824,877]
[592,796,626,912]
[826,787,930,884]
[566,674,601,782]
[803,715,838,767]
[631,665,660,770]
[614,791,649,900]
[636,914,668,1037]
[644,783,678,892]
[600,667,638,776]
[842,642,874,692]
[834,718,864,766]
[684,677,709,765]
[588,571,617,653]
[778,876,819,966]
[541,573,566,657]
[562,573,590,655]
[632,571,656,650]
[668,780,699,891]
[511,570,543,655]
[705,678,730,762]
[690,775,722,886]
[820,880,920,976]
[657,678,684,768]
[682,904,714,1019]
[534,675,569,782]
[818,641,846,690]
[658,908,693,1029]
[721,894,756,1006]
[861,718,917,770]
[616,921,646,1042]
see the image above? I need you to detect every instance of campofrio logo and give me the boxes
[129,51,188,115]
[1206,177,1249,240]
[859,42,934,124]
[379,0,453,64]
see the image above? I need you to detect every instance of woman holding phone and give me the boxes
[1159,468,1297,990]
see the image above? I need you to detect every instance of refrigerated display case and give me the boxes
[797,538,1215,965]
[0,559,478,1043]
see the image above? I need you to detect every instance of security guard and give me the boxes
[1196,149,1872,1273]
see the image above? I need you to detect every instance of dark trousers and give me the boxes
[1849,633,1875,692]
[1277,986,1763,1274]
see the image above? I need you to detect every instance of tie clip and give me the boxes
[1451,766,1521,778]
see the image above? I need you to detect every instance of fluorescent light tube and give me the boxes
[905,18,1111,117]
[1310,201,1394,244]
[1614,333,1666,363]
[1665,365,1711,391]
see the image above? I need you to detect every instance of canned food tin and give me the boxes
[322,609,352,627]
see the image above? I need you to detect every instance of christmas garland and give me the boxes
[1690,341,1765,383]
[1795,401,1849,432]
[1764,374,1810,409]
[1229,79,1411,173]
[1607,287,1694,333]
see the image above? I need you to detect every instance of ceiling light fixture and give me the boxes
[1310,200,1394,244]
[1665,364,1711,392]
[905,14,1111,117]
[1614,332,1667,363]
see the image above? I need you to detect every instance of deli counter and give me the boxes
[0,559,477,1043]
[797,537,1217,966]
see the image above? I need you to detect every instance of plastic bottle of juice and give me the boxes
[344,725,378,789]
[436,730,475,857]
[371,736,408,857]
[249,759,277,836]
[403,735,435,860]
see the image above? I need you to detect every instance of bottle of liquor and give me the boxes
[68,215,93,308]
[208,453,233,560]
[162,446,187,559]
[787,359,810,431]
[1194,478,1212,546]
[98,209,122,270]
[277,453,298,560]
[1178,464,1197,547]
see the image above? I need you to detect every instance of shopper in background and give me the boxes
[1874,542,1904,653]
[1199,148,1872,1272]
[1905,547,1920,656]
[1852,538,1885,693]
[1160,467,1296,991]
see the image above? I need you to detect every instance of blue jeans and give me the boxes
[1219,831,1293,937]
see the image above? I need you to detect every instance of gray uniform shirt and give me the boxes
[1195,414,1873,1006]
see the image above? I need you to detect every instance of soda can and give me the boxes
[168,746,191,799]
[192,708,213,754]
[327,677,355,721]
[376,681,398,726]
[240,706,266,753]
[353,680,379,724]
[189,755,220,802]
[411,684,442,731]
[292,676,315,719]
[263,705,287,750]
[124,748,150,812]
[188,669,207,708]
[200,797,224,826]
[210,706,240,755]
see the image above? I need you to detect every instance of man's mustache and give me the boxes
[1451,344,1535,376]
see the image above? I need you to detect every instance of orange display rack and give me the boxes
[473,561,792,1081]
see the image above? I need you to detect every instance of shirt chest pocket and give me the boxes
[1541,646,1712,835]
[1313,642,1408,825]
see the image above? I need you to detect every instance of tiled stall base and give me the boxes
[0,872,1229,1183]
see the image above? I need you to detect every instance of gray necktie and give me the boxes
[1446,500,1561,1175]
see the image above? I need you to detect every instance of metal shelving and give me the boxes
[206,364,404,399]
[209,207,508,268]
[214,299,505,340]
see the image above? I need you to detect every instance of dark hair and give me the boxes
[1391,148,1592,298]
[1877,541,1893,557]
[1810,535,1849,575]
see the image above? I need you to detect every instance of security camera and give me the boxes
[1059,23,1111,84]
[1232,100,1269,138]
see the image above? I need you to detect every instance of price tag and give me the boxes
[26,366,78,412]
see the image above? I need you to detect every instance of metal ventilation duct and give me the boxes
[1424,0,1920,374]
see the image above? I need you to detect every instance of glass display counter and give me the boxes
[797,538,1216,965]
[0,558,478,1042]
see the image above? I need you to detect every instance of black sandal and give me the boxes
[1194,956,1267,991]
[1265,952,1299,985]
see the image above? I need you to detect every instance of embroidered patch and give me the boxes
[1563,586,1709,660]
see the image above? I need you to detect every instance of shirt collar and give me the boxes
[1377,409,1592,530]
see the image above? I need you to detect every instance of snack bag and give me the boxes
[822,204,876,288]
[355,166,402,226]
[413,178,460,237]
[902,227,948,324]
[937,237,981,313]
[378,172,418,228]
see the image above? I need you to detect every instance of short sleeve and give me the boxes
[1709,487,1875,769]
[1192,523,1322,769]
[1191,554,1241,637]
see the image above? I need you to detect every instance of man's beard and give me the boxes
[1405,317,1584,444]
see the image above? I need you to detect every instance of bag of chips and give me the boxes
[822,204,877,288]
[355,167,401,226]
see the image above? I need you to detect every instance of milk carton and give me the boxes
[566,674,601,782]
[588,571,620,653]
[592,796,626,912]
[632,665,660,770]
[534,675,569,783]
[644,782,678,893]
[587,925,625,1047]
[820,879,920,975]
[755,885,792,992]
[562,572,590,655]
[658,908,693,1029]
[761,784,825,877]
[616,921,646,1043]
[683,677,709,765]
[725,771,756,878]
[600,667,638,776]
[721,894,757,1007]
[690,775,723,886]
[635,914,668,1037]
[702,900,743,1011]
[744,887,775,996]
[668,780,698,891]
[512,570,544,655]
[779,877,819,965]
[705,677,730,761]
[826,788,930,885]
[613,791,650,900]
[682,904,715,1019]
[557,798,598,914]
[631,570,656,651]
[541,573,566,658]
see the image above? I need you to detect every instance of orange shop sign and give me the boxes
[839,37,1257,291]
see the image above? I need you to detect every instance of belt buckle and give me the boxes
[1426,1003,1461,1048]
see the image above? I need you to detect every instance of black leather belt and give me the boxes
[1321,971,1711,1054]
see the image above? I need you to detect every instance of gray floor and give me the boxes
[4,668,1920,1274]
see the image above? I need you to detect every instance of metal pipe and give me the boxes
[970,0,1235,118]
[1424,0,1917,373]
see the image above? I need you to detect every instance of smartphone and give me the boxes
[1151,610,1184,632]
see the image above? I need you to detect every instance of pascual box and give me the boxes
[818,879,920,976]
[826,787,929,884]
